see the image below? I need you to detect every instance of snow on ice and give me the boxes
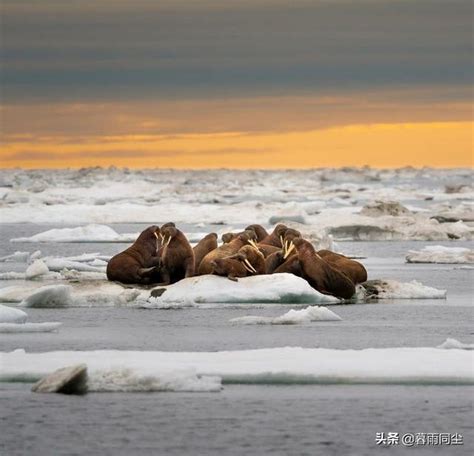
[1,345,472,385]
[406,246,474,264]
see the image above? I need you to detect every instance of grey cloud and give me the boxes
[1,0,472,102]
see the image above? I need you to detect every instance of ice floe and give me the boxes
[20,284,73,308]
[230,305,342,325]
[0,322,62,333]
[145,274,340,306]
[1,345,472,385]
[437,338,474,350]
[88,368,222,392]
[358,280,447,300]
[0,303,61,333]
[11,224,136,243]
[0,251,30,263]
[0,304,28,323]
[406,246,474,264]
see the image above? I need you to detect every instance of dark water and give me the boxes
[1,224,473,455]
[1,383,473,456]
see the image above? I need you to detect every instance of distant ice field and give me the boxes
[0,168,473,456]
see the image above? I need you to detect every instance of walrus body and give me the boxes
[106,226,161,285]
[198,231,256,275]
[266,251,302,276]
[317,250,368,284]
[211,257,248,281]
[159,224,195,285]
[193,233,218,271]
[229,245,266,276]
[293,238,356,299]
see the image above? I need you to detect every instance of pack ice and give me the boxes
[0,304,61,333]
[2,342,472,386]
[406,246,474,264]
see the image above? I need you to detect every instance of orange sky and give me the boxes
[2,1,472,169]
[1,119,472,169]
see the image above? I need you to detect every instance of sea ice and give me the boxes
[145,274,340,305]
[358,280,447,300]
[20,284,73,308]
[0,322,62,333]
[406,246,474,264]
[0,304,28,323]
[437,338,474,350]
[2,345,472,385]
[230,305,342,325]
[11,224,135,243]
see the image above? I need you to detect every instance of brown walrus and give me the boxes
[106,225,161,285]
[259,224,288,247]
[229,245,266,275]
[210,257,248,281]
[245,224,269,243]
[317,250,368,284]
[221,232,237,244]
[198,230,257,275]
[292,238,356,300]
[193,232,218,271]
[159,223,195,285]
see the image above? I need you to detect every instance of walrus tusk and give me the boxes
[243,259,257,273]
[163,236,171,247]
[159,233,164,241]
[242,261,256,274]
[248,239,259,250]
[279,235,284,247]
[283,242,295,259]
[154,231,160,240]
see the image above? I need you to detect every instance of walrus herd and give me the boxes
[106,223,368,299]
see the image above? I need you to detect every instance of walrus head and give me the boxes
[161,224,178,248]
[245,224,268,242]
[282,228,301,257]
[291,237,319,257]
[272,224,289,247]
[228,245,263,274]
[135,225,161,251]
[238,230,257,244]
[221,232,237,244]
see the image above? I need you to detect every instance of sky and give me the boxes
[1,0,472,168]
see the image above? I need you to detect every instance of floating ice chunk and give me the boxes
[11,224,135,243]
[0,304,28,323]
[406,245,474,264]
[359,280,447,300]
[2,346,472,385]
[0,271,26,280]
[360,200,410,217]
[0,322,62,333]
[268,203,309,225]
[0,285,40,303]
[148,274,340,305]
[43,258,105,272]
[20,285,73,308]
[0,251,30,263]
[230,305,342,325]
[437,338,474,350]
[88,368,222,392]
[25,259,49,279]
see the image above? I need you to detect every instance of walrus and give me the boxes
[259,224,288,247]
[221,232,237,244]
[106,225,161,285]
[210,257,248,281]
[245,224,269,243]
[228,245,266,275]
[159,223,195,285]
[291,238,356,299]
[198,230,257,275]
[317,250,368,284]
[193,232,218,271]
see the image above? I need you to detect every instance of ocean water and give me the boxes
[1,219,473,455]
